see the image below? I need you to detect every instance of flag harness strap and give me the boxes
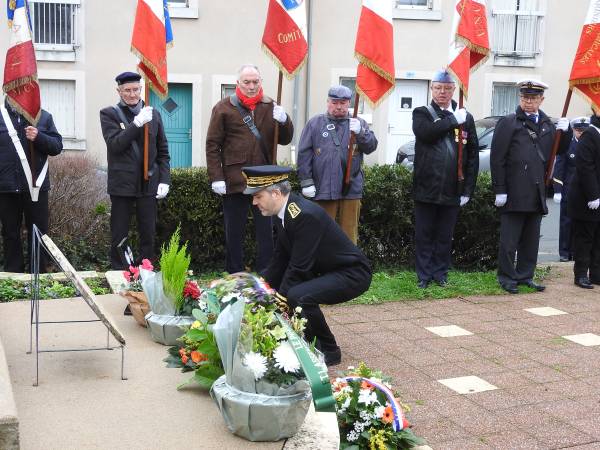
[230,95,270,162]
[0,105,47,202]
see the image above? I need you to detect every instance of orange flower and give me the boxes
[382,405,394,424]
[181,354,189,364]
[178,348,186,357]
[361,380,374,390]
[190,351,205,363]
[334,381,347,392]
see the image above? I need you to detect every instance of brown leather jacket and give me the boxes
[205,94,293,194]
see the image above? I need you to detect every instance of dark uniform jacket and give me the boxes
[296,114,377,200]
[568,123,600,222]
[100,103,170,197]
[491,106,557,215]
[552,133,577,195]
[412,100,479,206]
[0,107,62,193]
[205,95,294,194]
[262,193,371,296]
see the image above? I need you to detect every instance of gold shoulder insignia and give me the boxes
[287,202,301,218]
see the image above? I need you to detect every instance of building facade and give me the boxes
[0,0,590,168]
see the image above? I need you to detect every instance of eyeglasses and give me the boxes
[432,85,455,93]
[520,95,541,103]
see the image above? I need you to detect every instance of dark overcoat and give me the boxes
[568,125,600,222]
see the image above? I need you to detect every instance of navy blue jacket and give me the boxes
[552,136,578,195]
[0,107,63,193]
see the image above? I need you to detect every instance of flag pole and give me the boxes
[271,70,283,164]
[545,88,573,186]
[457,89,464,183]
[143,83,149,181]
[342,93,360,196]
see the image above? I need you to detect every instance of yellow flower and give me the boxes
[191,321,201,329]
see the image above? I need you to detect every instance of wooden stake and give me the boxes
[272,71,283,164]
[342,93,361,196]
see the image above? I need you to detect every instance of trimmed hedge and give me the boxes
[156,165,499,273]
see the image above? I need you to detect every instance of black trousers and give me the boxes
[286,264,372,352]
[222,193,273,274]
[572,220,600,280]
[559,197,573,259]
[414,201,460,282]
[497,212,542,286]
[0,191,49,272]
[110,195,157,270]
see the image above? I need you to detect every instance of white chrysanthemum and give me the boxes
[374,405,385,418]
[243,352,267,380]
[347,430,359,442]
[358,389,377,405]
[273,341,300,373]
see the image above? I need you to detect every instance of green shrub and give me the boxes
[157,166,499,272]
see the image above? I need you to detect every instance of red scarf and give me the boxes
[235,86,263,111]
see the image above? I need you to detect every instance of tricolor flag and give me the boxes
[570,0,600,110]
[354,0,395,107]
[3,0,40,125]
[447,0,490,98]
[261,0,308,78]
[131,0,173,99]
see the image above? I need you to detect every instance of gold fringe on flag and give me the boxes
[354,51,395,108]
[130,46,169,100]
[261,43,307,80]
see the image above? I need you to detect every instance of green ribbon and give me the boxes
[276,313,336,412]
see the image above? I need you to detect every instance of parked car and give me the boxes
[395,116,501,172]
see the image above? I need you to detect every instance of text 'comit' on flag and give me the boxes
[3,0,41,125]
[262,0,308,78]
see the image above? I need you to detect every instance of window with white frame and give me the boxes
[491,83,520,116]
[29,0,80,53]
[39,79,76,139]
[392,0,440,20]
[491,0,545,63]
[221,84,236,100]
[168,0,198,19]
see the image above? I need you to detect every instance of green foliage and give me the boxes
[0,276,111,302]
[156,166,500,273]
[159,226,191,313]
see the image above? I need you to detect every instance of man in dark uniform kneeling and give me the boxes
[243,165,372,366]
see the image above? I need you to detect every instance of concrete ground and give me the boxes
[327,262,600,449]
[0,295,288,450]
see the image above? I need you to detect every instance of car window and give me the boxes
[478,130,493,149]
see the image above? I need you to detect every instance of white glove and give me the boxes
[156,183,169,199]
[302,185,316,198]
[453,108,467,125]
[553,193,562,204]
[211,181,226,195]
[272,103,287,124]
[495,194,507,207]
[133,106,153,127]
[556,117,569,132]
[349,118,361,134]
[588,198,600,210]
[460,196,470,207]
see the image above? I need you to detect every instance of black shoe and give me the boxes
[501,283,518,294]
[575,277,594,289]
[435,278,448,287]
[123,304,132,316]
[559,256,569,262]
[323,347,341,366]
[417,280,429,289]
[519,281,546,292]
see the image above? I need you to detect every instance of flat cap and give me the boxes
[242,165,292,195]
[328,85,352,100]
[115,71,142,85]
[570,116,590,129]
[432,70,455,84]
[517,78,548,95]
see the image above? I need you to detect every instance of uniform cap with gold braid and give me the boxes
[242,165,292,195]
[517,78,548,95]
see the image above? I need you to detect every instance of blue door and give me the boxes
[150,83,192,168]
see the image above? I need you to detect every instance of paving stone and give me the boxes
[482,431,546,449]
[527,419,596,448]
[410,417,469,445]
[563,333,600,346]
[517,365,571,384]
[437,375,498,395]
[425,325,473,337]
[524,306,568,316]
[431,437,492,449]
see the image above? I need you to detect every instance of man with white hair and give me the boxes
[206,64,293,274]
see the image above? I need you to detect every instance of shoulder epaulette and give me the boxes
[287,202,301,218]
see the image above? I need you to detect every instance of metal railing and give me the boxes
[28,0,80,52]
